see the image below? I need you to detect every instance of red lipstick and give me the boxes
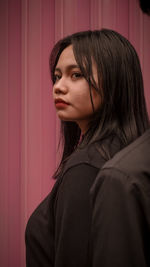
[55,98,69,108]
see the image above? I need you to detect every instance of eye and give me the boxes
[54,73,61,83]
[71,72,83,80]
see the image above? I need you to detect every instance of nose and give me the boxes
[53,77,68,95]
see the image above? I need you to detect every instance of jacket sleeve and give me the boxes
[90,168,150,267]
[54,163,99,267]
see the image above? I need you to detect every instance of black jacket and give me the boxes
[91,129,150,267]
[25,136,122,267]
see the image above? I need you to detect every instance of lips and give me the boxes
[55,98,69,104]
[54,98,69,108]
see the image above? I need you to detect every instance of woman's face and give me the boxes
[53,45,101,134]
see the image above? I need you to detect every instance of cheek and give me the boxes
[75,92,92,110]
[74,86,91,102]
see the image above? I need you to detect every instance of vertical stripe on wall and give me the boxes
[0,0,150,266]
[0,0,22,266]
[20,0,56,265]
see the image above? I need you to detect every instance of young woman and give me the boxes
[25,29,149,267]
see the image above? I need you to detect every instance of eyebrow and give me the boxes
[55,64,80,72]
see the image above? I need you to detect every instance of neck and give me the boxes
[76,120,90,135]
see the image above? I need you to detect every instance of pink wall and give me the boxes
[0,0,150,266]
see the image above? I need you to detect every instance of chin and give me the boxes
[58,115,76,122]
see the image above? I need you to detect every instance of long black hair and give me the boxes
[50,29,149,178]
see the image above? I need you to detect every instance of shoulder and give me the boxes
[57,135,123,201]
[63,134,123,173]
[102,129,150,177]
[91,129,150,200]
[62,143,105,172]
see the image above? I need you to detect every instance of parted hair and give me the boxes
[49,29,149,179]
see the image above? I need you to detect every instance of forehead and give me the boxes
[55,45,77,69]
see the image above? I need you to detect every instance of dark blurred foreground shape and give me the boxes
[139,0,150,15]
